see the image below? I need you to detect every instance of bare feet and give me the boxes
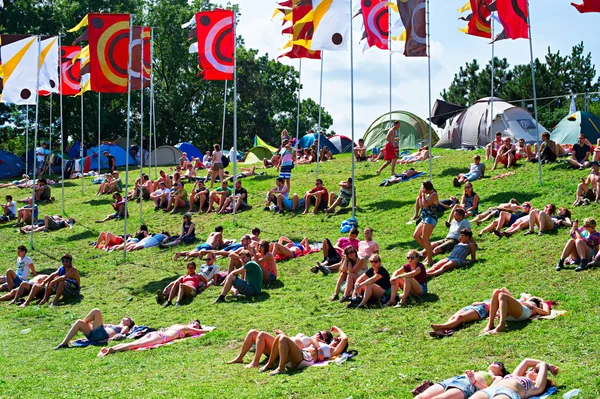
[269,369,283,376]
[301,211,308,215]
[243,362,260,369]
[481,326,492,334]
[430,324,442,330]
[226,358,243,365]
[487,324,507,334]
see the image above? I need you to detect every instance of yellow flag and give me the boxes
[68,15,89,33]
[457,1,471,13]
[296,9,314,25]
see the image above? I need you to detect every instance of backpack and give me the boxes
[222,157,230,168]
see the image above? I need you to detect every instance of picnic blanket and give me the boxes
[72,338,108,347]
[136,326,216,351]
[532,310,567,320]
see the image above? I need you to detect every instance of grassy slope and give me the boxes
[0,150,599,399]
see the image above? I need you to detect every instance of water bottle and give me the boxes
[20,328,31,335]
[563,389,581,399]
[335,352,349,365]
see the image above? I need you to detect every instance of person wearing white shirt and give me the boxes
[0,245,37,291]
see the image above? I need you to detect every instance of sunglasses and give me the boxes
[61,259,71,263]
[406,256,416,260]
[465,186,472,189]
[369,260,380,264]
[523,204,531,208]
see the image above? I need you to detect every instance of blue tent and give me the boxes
[0,150,26,179]
[68,141,81,159]
[297,133,340,155]
[174,142,203,160]
[86,143,136,169]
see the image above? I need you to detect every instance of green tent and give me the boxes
[254,135,278,153]
[243,145,274,164]
[551,111,600,145]
[363,110,436,150]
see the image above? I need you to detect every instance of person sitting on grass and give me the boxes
[460,184,479,217]
[276,191,305,214]
[270,236,311,261]
[54,308,134,349]
[454,155,486,187]
[533,131,561,164]
[20,253,80,308]
[330,246,367,303]
[567,133,591,169]
[470,358,557,399]
[486,132,503,161]
[297,148,315,165]
[478,201,531,237]
[207,181,231,213]
[327,177,355,213]
[315,227,379,275]
[182,163,197,181]
[96,172,122,195]
[491,203,536,238]
[188,180,210,213]
[346,253,391,309]
[0,195,17,223]
[413,361,507,398]
[158,262,202,308]
[420,207,470,259]
[223,166,257,182]
[555,217,600,272]
[428,298,491,338]
[302,179,329,215]
[128,174,154,202]
[153,170,172,190]
[213,250,263,303]
[19,214,75,233]
[386,250,428,308]
[174,226,225,260]
[27,178,52,202]
[482,288,551,335]
[516,138,536,163]
[265,177,289,211]
[252,240,278,284]
[258,326,348,376]
[150,181,170,210]
[524,204,570,236]
[573,161,599,206]
[95,192,126,223]
[217,180,248,214]
[491,137,518,170]
[228,328,334,369]
[263,152,281,168]
[0,274,48,304]
[320,145,334,161]
[159,213,196,248]
[426,229,476,278]
[15,201,39,226]
[164,182,188,213]
[317,228,360,271]
[354,139,367,161]
[0,245,37,292]
[97,320,210,357]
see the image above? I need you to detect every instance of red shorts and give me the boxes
[384,142,398,161]
[500,152,520,165]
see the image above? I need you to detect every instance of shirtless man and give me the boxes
[485,132,503,161]
[174,225,226,260]
[153,170,172,190]
[491,137,517,170]
[573,161,600,206]
[377,121,399,176]
[0,274,49,304]
[20,254,80,307]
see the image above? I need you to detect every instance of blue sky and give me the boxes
[235,0,599,138]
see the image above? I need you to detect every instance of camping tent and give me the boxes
[297,133,340,154]
[436,98,547,148]
[363,111,435,150]
[174,142,203,160]
[244,145,274,164]
[550,111,600,145]
[112,137,138,149]
[328,135,355,153]
[148,145,183,166]
[254,135,278,153]
[0,150,25,179]
[86,143,136,169]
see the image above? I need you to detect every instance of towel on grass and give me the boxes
[136,326,216,351]
[529,386,556,399]
[531,310,567,320]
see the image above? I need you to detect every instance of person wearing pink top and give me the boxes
[313,228,369,275]
[157,262,201,308]
[357,228,379,260]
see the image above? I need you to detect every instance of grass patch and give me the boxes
[0,150,599,398]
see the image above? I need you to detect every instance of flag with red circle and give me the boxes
[195,9,234,81]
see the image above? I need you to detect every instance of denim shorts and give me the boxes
[85,325,110,342]
[437,375,476,399]
[422,216,438,227]
[195,243,213,251]
[419,283,428,295]
[462,304,488,319]
[12,275,25,288]
[447,257,463,268]
[233,277,258,296]
[464,172,481,182]
[480,386,520,399]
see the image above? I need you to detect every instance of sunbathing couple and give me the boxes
[227,326,348,376]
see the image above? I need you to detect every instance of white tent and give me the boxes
[148,145,183,166]
[436,97,547,148]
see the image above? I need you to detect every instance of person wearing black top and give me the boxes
[347,254,390,309]
[218,180,248,214]
[103,151,116,173]
[567,134,591,169]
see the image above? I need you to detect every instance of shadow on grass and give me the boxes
[228,291,270,303]
[141,275,180,293]
[62,294,85,306]
[248,174,273,182]
[59,230,97,242]
[481,192,530,205]
[355,173,378,181]
[363,199,414,211]
[264,279,284,290]
[438,167,465,178]
[84,198,112,206]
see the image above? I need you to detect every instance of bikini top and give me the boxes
[504,374,534,393]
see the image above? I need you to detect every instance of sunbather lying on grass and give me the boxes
[55,308,134,349]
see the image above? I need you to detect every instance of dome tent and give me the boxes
[174,142,203,161]
[363,110,435,150]
[148,145,184,166]
[244,145,274,164]
[254,135,278,153]
[551,111,600,145]
[297,133,340,154]
[86,143,136,169]
[328,134,355,153]
[0,150,25,179]
[436,98,547,148]
[112,137,138,149]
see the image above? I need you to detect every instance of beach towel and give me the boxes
[71,338,108,347]
[136,326,216,351]
[529,386,557,399]
[274,243,320,261]
[380,171,426,186]
[531,310,567,320]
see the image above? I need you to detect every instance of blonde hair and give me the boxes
[583,217,596,228]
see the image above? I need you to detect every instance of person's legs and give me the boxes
[398,277,423,305]
[431,309,480,331]
[538,212,554,233]
[272,243,295,259]
[490,293,526,333]
[421,223,435,264]
[50,281,66,306]
[98,333,165,356]
[312,194,322,214]
[20,284,42,307]
[272,335,305,375]
[5,269,19,290]
[248,331,276,368]
[357,284,384,307]
[177,284,195,304]
[483,288,505,332]
[59,309,101,345]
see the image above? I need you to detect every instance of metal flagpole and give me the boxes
[221,80,228,149]
[98,93,101,174]
[315,52,324,179]
[59,35,65,214]
[389,2,392,125]
[124,14,134,259]
[139,28,145,223]
[49,93,53,169]
[526,0,542,186]
[148,27,154,177]
[490,13,495,144]
[25,105,29,174]
[152,86,158,178]
[349,0,356,218]
[80,91,84,194]
[426,0,433,181]
[30,36,42,249]
[296,59,302,144]
[232,11,238,224]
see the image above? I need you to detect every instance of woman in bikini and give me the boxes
[270,236,311,261]
[471,358,557,399]
[97,320,209,356]
[227,328,336,369]
[252,240,277,282]
[524,205,571,236]
[55,308,134,349]
[259,326,348,376]
[483,288,550,334]
[429,298,491,338]
[414,361,507,399]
